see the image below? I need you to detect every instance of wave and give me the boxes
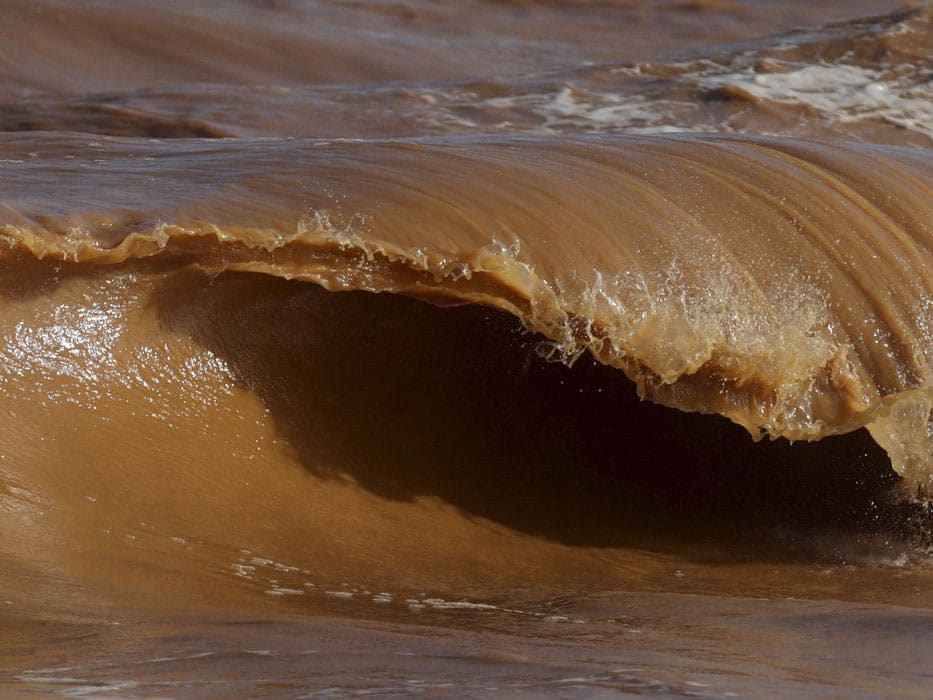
[2,0,911,98]
[1,131,930,492]
[1,3,932,695]
[0,3,933,147]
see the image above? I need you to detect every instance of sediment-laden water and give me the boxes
[0,1,931,697]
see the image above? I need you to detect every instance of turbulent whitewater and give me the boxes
[0,1,931,698]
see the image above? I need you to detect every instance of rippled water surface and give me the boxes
[0,0,931,697]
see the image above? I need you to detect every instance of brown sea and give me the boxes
[0,1,931,697]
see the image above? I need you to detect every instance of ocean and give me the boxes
[0,0,931,697]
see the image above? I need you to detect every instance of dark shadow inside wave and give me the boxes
[158,269,928,552]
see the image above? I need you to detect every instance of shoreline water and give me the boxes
[1,1,930,696]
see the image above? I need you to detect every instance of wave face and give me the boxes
[1,1,931,697]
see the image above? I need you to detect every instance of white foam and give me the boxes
[417,597,499,611]
[230,562,255,579]
[265,586,304,596]
[483,86,704,135]
[698,63,933,139]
